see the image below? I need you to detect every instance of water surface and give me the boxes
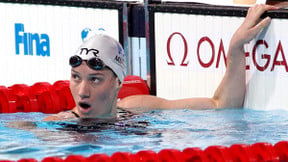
[0,108,287,161]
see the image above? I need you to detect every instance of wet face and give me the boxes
[69,62,120,119]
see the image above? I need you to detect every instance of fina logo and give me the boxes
[15,23,50,57]
[81,27,105,41]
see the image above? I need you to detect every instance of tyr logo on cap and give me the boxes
[79,48,99,57]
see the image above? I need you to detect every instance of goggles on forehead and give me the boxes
[69,55,105,70]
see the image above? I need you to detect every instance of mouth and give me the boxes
[78,102,91,112]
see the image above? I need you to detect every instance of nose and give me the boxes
[78,81,90,99]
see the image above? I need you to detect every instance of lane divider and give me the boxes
[0,81,75,113]
[0,75,150,113]
[2,141,287,162]
[9,84,39,112]
[0,86,17,113]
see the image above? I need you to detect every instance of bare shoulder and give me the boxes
[42,111,76,121]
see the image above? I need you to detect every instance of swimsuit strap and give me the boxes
[117,107,134,120]
[70,108,131,119]
[117,107,133,114]
[71,111,80,118]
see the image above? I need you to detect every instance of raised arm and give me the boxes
[118,5,278,110]
[213,4,278,108]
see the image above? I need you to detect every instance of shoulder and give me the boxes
[42,111,77,121]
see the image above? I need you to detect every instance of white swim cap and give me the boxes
[73,34,127,82]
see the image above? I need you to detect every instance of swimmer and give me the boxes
[43,4,279,121]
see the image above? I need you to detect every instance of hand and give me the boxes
[231,4,279,49]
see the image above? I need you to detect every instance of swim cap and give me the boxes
[74,34,127,82]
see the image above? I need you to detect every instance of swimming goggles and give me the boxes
[69,55,105,70]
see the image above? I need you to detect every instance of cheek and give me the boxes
[69,82,78,99]
[96,80,118,101]
[98,84,115,101]
[98,91,111,102]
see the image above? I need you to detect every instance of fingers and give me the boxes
[243,4,279,40]
[250,5,279,35]
[253,16,272,32]
[249,4,279,20]
[230,4,279,49]
[248,4,279,15]
[245,4,278,28]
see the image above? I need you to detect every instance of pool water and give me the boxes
[0,108,287,161]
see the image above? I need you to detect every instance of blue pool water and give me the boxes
[0,108,288,161]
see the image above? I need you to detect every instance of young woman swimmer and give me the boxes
[44,4,278,121]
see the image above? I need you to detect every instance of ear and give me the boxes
[115,78,122,90]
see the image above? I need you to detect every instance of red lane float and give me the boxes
[111,152,134,162]
[9,84,39,112]
[64,155,86,162]
[133,150,158,161]
[158,149,185,162]
[183,147,209,162]
[0,80,75,113]
[117,75,150,100]
[0,75,149,113]
[0,86,17,113]
[229,144,253,161]
[250,142,278,161]
[274,141,288,161]
[41,157,64,162]
[17,159,38,162]
[87,154,112,162]
[30,82,62,113]
[204,145,232,162]
[3,141,288,162]
[53,80,75,112]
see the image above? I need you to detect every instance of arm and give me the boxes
[213,4,278,108]
[118,5,278,110]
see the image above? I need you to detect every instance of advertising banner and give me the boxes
[0,1,124,86]
[150,4,288,110]
[245,18,288,110]
[153,12,240,99]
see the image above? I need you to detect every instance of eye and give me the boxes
[71,73,81,81]
[90,76,103,84]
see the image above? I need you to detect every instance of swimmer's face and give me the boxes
[70,62,120,118]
